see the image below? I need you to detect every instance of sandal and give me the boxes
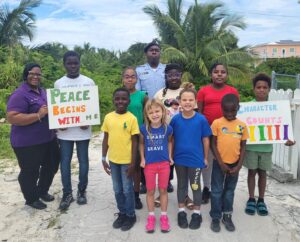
[256,201,268,216]
[245,200,256,215]
[154,196,160,207]
[185,196,194,210]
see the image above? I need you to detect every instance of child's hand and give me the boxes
[204,158,208,169]
[285,140,296,146]
[219,162,230,173]
[140,159,145,168]
[127,165,135,177]
[169,158,174,166]
[229,165,241,175]
[102,160,111,175]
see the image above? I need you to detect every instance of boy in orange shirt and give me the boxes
[210,94,249,232]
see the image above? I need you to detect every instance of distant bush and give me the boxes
[256,57,300,90]
[0,124,15,159]
[0,88,15,119]
[256,57,300,75]
[236,83,254,102]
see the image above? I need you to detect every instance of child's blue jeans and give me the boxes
[110,161,135,217]
[59,139,90,195]
[210,159,239,220]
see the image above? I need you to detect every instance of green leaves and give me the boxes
[0,43,123,123]
[0,0,41,46]
[143,0,253,85]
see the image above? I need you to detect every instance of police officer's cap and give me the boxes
[144,41,160,53]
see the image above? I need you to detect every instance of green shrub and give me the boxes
[0,88,15,119]
[235,83,254,102]
[255,57,300,90]
[0,124,15,159]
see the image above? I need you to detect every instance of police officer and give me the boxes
[136,41,175,197]
[136,41,166,98]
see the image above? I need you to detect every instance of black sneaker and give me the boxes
[40,193,55,202]
[26,200,47,210]
[177,211,188,229]
[121,214,136,231]
[77,190,87,205]
[189,213,202,230]
[167,182,174,193]
[135,197,143,210]
[211,219,221,232]
[112,213,126,229]
[202,186,210,204]
[140,184,147,194]
[222,214,235,231]
[59,193,74,210]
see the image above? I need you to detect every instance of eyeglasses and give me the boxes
[124,75,137,80]
[166,73,182,79]
[28,72,42,77]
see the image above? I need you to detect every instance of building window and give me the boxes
[282,48,286,57]
[262,49,267,60]
[272,48,277,57]
[290,48,295,53]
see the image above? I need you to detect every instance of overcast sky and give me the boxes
[4,0,300,51]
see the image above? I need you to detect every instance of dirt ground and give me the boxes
[1,133,300,242]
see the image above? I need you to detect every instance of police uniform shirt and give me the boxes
[136,63,166,98]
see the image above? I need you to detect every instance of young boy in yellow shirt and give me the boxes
[101,87,139,231]
[210,94,249,232]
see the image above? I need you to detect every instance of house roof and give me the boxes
[252,40,300,48]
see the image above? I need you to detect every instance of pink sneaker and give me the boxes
[160,215,170,233]
[145,215,156,233]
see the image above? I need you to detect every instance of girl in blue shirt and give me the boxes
[140,99,173,233]
[170,88,212,230]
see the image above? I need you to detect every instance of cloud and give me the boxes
[30,0,164,50]
[245,17,281,29]
[3,0,300,50]
[223,0,300,46]
[33,13,157,50]
[254,0,289,11]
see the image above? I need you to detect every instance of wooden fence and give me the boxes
[269,89,300,179]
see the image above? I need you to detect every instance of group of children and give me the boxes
[101,63,295,233]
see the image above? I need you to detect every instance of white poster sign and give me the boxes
[46,86,100,129]
[237,100,294,144]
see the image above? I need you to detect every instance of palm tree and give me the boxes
[0,0,41,46]
[144,0,183,49]
[143,0,253,84]
[119,42,148,67]
[32,42,68,61]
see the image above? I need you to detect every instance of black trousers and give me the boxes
[13,138,60,203]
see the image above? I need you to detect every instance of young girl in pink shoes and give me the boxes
[140,99,174,233]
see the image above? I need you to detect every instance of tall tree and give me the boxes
[144,0,183,49]
[32,42,68,61]
[144,0,253,85]
[0,0,41,46]
[119,42,147,67]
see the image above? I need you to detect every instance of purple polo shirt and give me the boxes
[7,82,55,148]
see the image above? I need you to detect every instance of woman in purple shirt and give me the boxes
[6,63,60,210]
